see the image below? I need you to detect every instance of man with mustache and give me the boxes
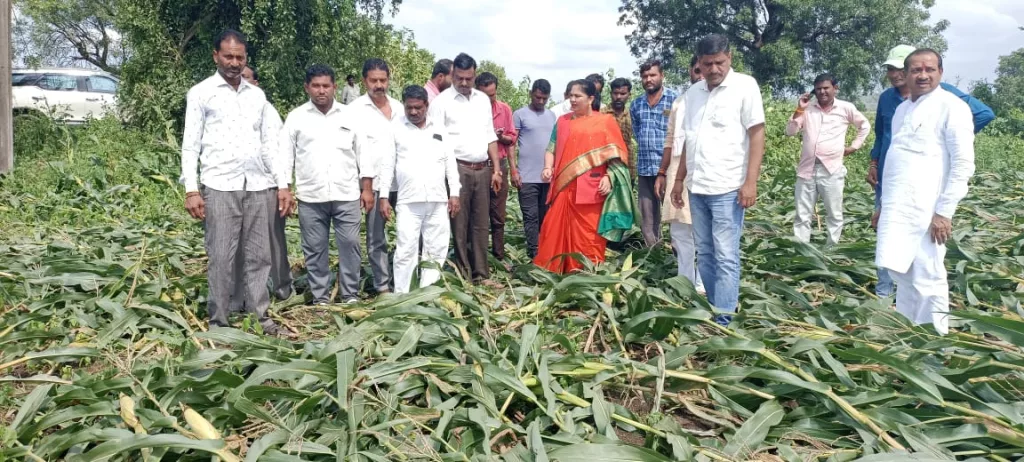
[429,53,502,287]
[875,49,976,335]
[351,58,402,295]
[631,59,677,248]
[669,35,766,326]
[281,65,375,306]
[180,30,293,337]
[867,45,994,298]
[377,85,461,294]
[602,77,636,180]
[786,73,870,247]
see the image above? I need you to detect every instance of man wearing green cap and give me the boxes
[867,44,994,298]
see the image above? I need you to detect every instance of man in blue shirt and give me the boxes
[631,59,678,247]
[868,44,995,297]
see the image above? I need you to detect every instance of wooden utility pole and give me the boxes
[0,0,12,175]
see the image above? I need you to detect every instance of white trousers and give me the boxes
[794,162,846,245]
[393,202,450,294]
[669,222,704,292]
[884,234,949,335]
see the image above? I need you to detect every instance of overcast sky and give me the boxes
[389,0,1023,96]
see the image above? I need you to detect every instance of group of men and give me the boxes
[181,27,988,337]
[780,44,992,334]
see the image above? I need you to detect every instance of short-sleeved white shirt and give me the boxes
[681,69,765,195]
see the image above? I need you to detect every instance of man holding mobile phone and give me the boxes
[476,72,518,264]
[785,73,870,246]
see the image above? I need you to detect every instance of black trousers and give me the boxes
[517,183,549,259]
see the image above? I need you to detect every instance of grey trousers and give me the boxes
[202,186,273,328]
[299,200,362,302]
[230,188,293,312]
[638,175,663,247]
[365,191,397,292]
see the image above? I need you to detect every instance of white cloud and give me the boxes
[931,0,1023,86]
[389,0,1024,98]
[389,0,640,101]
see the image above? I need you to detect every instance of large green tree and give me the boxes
[618,0,949,95]
[978,48,1024,113]
[14,0,124,73]
[115,0,427,132]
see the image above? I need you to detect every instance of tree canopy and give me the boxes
[618,0,949,95]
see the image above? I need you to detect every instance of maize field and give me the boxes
[1,108,1024,461]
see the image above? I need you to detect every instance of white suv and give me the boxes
[12,68,120,124]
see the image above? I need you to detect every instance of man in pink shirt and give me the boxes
[424,59,453,102]
[475,72,518,261]
[786,73,870,246]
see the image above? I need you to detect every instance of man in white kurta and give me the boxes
[378,85,462,294]
[876,49,975,335]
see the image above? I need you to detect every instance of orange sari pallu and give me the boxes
[533,112,629,274]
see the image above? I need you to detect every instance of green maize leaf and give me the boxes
[723,399,785,457]
[837,348,944,405]
[546,443,672,461]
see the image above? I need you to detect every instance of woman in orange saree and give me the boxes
[534,79,636,274]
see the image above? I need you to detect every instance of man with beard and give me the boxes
[512,79,556,259]
[425,59,453,103]
[867,44,994,298]
[180,30,294,337]
[602,78,636,180]
[429,53,502,286]
[631,59,677,247]
[351,58,402,295]
[875,49,976,335]
[669,35,766,326]
[786,73,870,246]
[281,65,375,306]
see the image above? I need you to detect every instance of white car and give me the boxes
[12,68,120,123]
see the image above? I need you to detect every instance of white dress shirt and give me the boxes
[379,115,461,205]
[341,84,361,104]
[281,100,373,203]
[551,99,572,118]
[350,93,402,192]
[428,87,497,163]
[180,72,280,192]
[681,69,765,195]
[876,87,975,272]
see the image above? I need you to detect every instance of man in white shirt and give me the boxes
[377,85,461,293]
[669,34,766,325]
[429,53,502,285]
[876,49,975,335]
[656,58,705,293]
[281,65,375,306]
[785,73,870,246]
[351,58,402,295]
[341,74,360,104]
[229,66,293,314]
[180,30,293,336]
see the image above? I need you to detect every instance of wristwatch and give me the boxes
[657,168,667,177]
